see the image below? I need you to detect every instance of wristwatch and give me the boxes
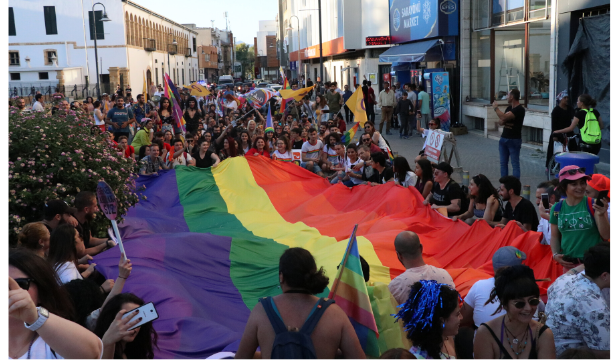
[552,253,561,259]
[25,306,49,331]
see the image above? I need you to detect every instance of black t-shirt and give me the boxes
[430,180,465,216]
[76,220,92,248]
[503,197,539,231]
[377,166,394,184]
[551,106,575,133]
[195,150,214,168]
[501,105,525,139]
[292,140,304,150]
[574,109,600,130]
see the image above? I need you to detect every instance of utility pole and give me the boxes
[318,0,323,83]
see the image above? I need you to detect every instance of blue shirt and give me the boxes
[132,103,151,123]
[106,106,134,133]
[343,90,353,102]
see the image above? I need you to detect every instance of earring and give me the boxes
[442,323,445,329]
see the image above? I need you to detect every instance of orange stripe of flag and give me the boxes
[334,294,379,335]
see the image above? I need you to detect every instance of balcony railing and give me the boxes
[167,43,178,55]
[184,47,192,57]
[144,39,156,52]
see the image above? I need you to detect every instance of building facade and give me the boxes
[255,20,279,81]
[184,25,236,82]
[8,0,197,98]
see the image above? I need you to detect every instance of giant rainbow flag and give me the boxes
[94,156,561,358]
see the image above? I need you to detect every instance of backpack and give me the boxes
[552,197,595,224]
[260,296,334,359]
[579,109,601,144]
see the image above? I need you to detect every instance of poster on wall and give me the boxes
[389,0,459,44]
[431,72,451,132]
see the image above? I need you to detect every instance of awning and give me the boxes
[379,39,440,63]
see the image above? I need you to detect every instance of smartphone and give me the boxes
[122,302,159,331]
[541,193,549,210]
[596,190,609,207]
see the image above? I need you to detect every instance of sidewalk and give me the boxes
[364,111,610,191]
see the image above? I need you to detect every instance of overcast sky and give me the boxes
[135,0,278,44]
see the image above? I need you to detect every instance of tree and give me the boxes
[8,105,142,246]
[235,43,255,79]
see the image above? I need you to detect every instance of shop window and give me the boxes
[494,25,525,100]
[45,50,57,65]
[470,30,491,101]
[529,0,550,20]
[11,73,20,81]
[474,0,491,29]
[492,0,525,26]
[528,21,550,107]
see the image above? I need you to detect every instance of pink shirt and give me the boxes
[388,264,455,305]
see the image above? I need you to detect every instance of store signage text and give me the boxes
[366,36,392,46]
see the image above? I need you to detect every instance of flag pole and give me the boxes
[329,224,359,299]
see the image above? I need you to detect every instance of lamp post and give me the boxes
[167,39,177,79]
[286,15,301,83]
[92,2,111,100]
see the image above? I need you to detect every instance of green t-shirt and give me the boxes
[549,196,601,259]
[131,129,151,155]
[325,91,341,113]
[418,91,430,114]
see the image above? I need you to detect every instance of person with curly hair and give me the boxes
[236,248,365,359]
[394,280,461,359]
[474,265,555,359]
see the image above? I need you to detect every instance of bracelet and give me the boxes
[118,276,127,279]
[552,253,561,259]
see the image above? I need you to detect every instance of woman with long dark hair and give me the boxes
[158,97,174,135]
[47,224,94,284]
[9,248,102,359]
[553,94,604,155]
[454,174,502,225]
[414,159,434,199]
[238,130,251,156]
[392,156,417,188]
[395,280,462,359]
[236,248,364,359]
[474,265,555,359]
[183,97,202,134]
[94,293,159,359]
[245,136,270,157]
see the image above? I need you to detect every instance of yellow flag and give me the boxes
[346,86,367,126]
[142,71,148,102]
[278,85,315,102]
[186,82,211,97]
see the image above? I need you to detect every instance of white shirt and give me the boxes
[301,140,323,160]
[537,217,552,245]
[32,101,45,112]
[55,262,82,284]
[374,133,388,151]
[346,158,364,185]
[388,264,455,305]
[272,150,293,162]
[10,334,104,359]
[394,171,418,188]
[323,145,338,165]
[169,151,193,168]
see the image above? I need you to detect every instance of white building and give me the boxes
[9,0,198,99]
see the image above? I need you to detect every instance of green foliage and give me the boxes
[235,43,255,79]
[8,107,141,246]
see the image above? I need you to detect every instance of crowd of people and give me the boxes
[9,79,610,359]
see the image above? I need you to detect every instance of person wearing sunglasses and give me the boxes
[9,248,103,359]
[550,165,609,272]
[474,265,556,359]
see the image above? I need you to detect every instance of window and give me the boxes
[9,51,20,66]
[45,50,57,65]
[470,30,491,101]
[529,0,550,20]
[528,21,550,107]
[193,37,197,52]
[43,6,58,35]
[89,11,105,40]
[182,69,185,84]
[494,25,525,100]
[9,7,16,36]
[10,73,20,81]
[38,72,49,80]
[155,68,159,86]
[492,0,524,26]
[474,0,491,29]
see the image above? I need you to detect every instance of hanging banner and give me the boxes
[431,72,451,132]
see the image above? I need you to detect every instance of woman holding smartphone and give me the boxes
[95,293,159,359]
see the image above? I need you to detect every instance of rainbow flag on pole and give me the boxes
[341,122,359,146]
[328,225,379,357]
[163,73,186,133]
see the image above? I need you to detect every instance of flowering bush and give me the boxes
[8,107,141,246]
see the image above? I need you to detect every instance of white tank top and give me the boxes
[93,109,105,125]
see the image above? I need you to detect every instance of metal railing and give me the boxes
[9,83,107,101]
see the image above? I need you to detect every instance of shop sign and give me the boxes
[424,130,444,163]
[366,36,392,46]
[389,0,459,44]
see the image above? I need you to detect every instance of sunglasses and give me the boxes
[362,138,371,142]
[14,278,35,291]
[513,298,540,309]
[561,167,586,176]
[429,123,437,127]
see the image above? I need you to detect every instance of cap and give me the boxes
[493,246,526,271]
[555,90,568,102]
[264,127,274,133]
[434,162,453,176]
[558,165,591,182]
[102,93,108,96]
[44,200,76,219]
[587,173,610,192]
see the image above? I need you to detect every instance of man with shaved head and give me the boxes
[388,231,455,304]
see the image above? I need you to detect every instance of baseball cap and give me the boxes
[558,165,591,182]
[434,162,453,176]
[587,173,610,193]
[492,246,526,271]
[44,200,76,219]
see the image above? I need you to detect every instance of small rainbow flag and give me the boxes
[341,122,359,146]
[163,73,186,133]
[279,71,291,113]
[328,225,379,358]
[386,146,394,161]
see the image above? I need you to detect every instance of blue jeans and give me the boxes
[499,137,522,178]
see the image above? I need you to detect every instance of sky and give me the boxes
[135,0,279,45]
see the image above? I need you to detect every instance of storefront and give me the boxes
[381,0,460,129]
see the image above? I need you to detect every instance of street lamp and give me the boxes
[286,14,300,83]
[92,2,111,100]
[167,39,177,77]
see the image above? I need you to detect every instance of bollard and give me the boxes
[522,185,531,200]
[462,171,469,187]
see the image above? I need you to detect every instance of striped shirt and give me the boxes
[301,140,323,160]
[272,150,293,162]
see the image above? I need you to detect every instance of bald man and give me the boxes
[388,231,455,305]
